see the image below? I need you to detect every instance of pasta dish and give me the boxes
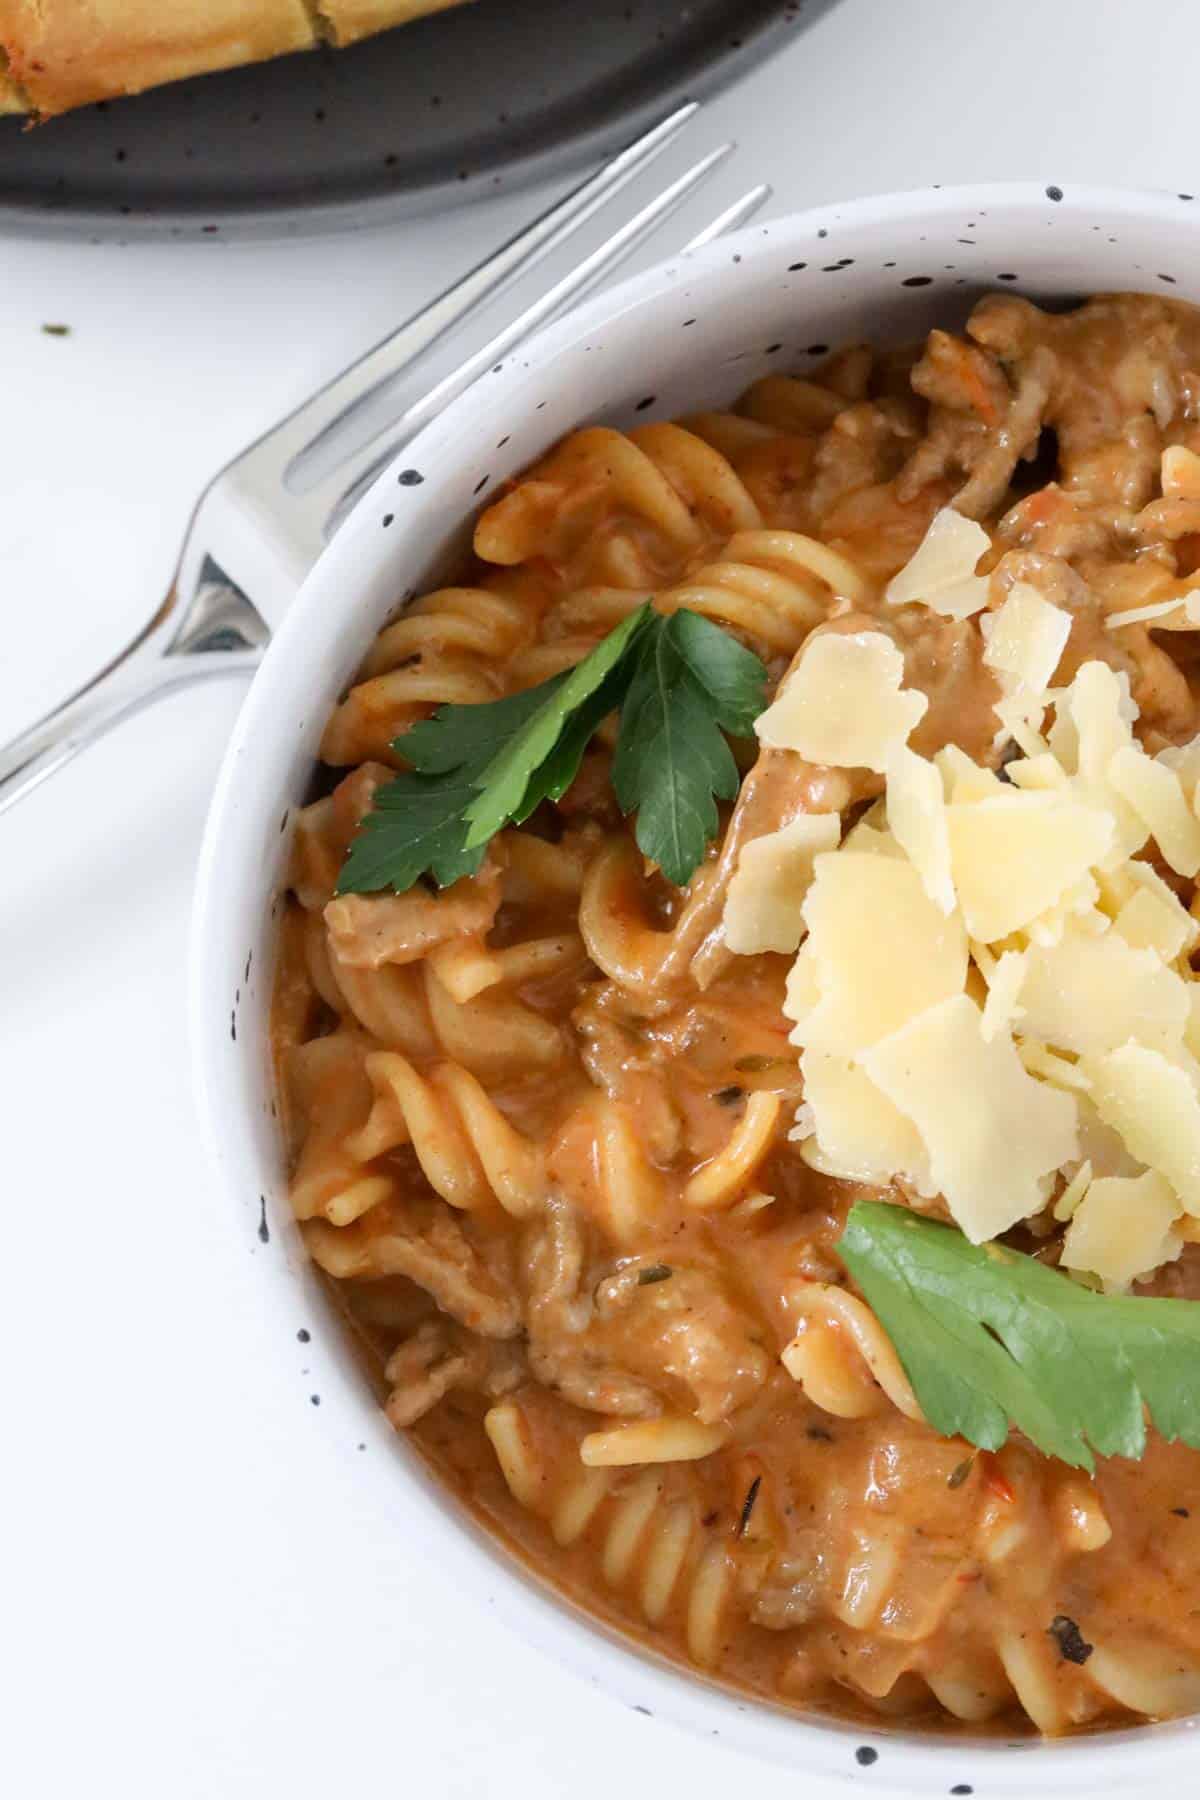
[272,290,1200,1736]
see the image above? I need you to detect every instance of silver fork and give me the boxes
[0,104,770,818]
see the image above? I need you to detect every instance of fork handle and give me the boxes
[0,642,263,820]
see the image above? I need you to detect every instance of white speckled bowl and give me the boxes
[192,184,1200,1794]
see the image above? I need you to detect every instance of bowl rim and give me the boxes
[191,181,1200,1791]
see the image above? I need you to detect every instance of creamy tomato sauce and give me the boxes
[273,294,1200,1736]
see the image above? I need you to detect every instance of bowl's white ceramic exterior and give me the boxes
[192,184,1200,1794]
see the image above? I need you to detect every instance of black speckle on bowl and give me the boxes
[997,272,1020,281]
[635,394,657,411]
[297,1328,311,1344]
[633,1704,652,1716]
[902,275,933,287]
[1160,273,1178,285]
[1046,184,1064,202]
[473,475,490,495]
[382,512,394,528]
[310,1393,321,1406]
[787,261,807,272]
[950,1786,974,1797]
[257,1195,269,1244]
[855,1745,878,1767]
[397,468,425,486]
[805,343,828,356]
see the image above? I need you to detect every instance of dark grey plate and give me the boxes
[0,0,817,240]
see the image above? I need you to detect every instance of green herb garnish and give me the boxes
[612,609,766,886]
[338,606,767,896]
[839,1200,1200,1471]
[637,1264,673,1286]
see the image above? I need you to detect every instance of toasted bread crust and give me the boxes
[0,1,469,118]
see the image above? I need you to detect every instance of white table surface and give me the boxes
[5,2,1200,1795]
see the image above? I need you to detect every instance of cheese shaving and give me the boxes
[980,583,1071,732]
[945,791,1113,942]
[979,949,1026,1041]
[755,631,927,773]
[884,507,992,620]
[787,852,967,1056]
[885,745,955,913]
[1016,930,1189,1056]
[1107,744,1200,877]
[935,743,1006,803]
[1085,1044,1200,1214]
[797,1049,932,1193]
[1113,880,1198,961]
[1061,1170,1182,1292]
[861,994,1079,1242]
[723,812,841,955]
[1053,1160,1093,1223]
[1105,596,1195,630]
[1051,660,1146,857]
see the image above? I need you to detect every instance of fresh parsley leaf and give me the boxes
[508,662,631,826]
[839,1200,1200,1471]
[462,603,653,849]
[335,603,769,896]
[337,766,489,894]
[401,676,568,776]
[337,681,562,895]
[613,613,749,886]
[667,607,768,737]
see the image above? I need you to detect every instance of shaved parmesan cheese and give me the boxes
[1052,661,1147,857]
[842,819,905,857]
[886,745,954,913]
[885,507,992,620]
[861,994,1079,1242]
[1024,875,1104,948]
[1162,444,1200,498]
[1006,752,1070,793]
[980,949,1026,1041]
[981,583,1071,731]
[1061,1170,1182,1292]
[1113,879,1198,961]
[755,631,927,773]
[790,853,967,1056]
[1016,931,1189,1056]
[797,1049,932,1192]
[1017,1039,1094,1094]
[1074,1095,1144,1179]
[723,813,841,955]
[1108,744,1200,877]
[945,791,1113,943]
[1085,1044,1200,1213]
[935,744,1006,803]
[1053,1160,1093,1222]
[1105,596,1195,630]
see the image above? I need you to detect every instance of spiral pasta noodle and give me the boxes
[484,1397,748,1665]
